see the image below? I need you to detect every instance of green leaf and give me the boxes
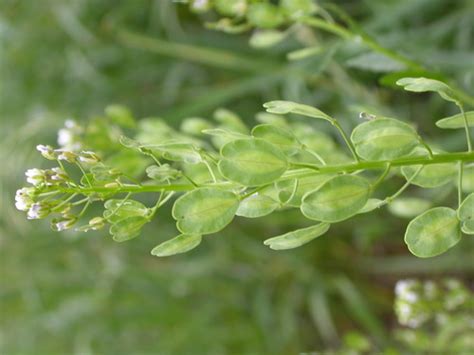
[287,46,323,61]
[202,128,248,140]
[213,108,248,133]
[436,111,474,129]
[172,188,239,235]
[105,104,135,128]
[146,164,181,182]
[263,101,333,122]
[388,197,431,218]
[249,30,287,48]
[236,194,279,218]
[251,124,299,154]
[461,220,474,235]
[109,216,148,242]
[151,234,202,257]
[351,118,419,160]
[218,138,288,186]
[180,117,213,135]
[301,175,370,223]
[103,199,149,223]
[358,198,383,214]
[263,223,330,250]
[405,207,461,258]
[396,77,458,103]
[402,163,456,188]
[457,193,474,222]
[149,143,202,164]
[461,165,474,193]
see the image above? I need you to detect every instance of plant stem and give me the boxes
[371,163,391,190]
[380,165,424,206]
[332,120,360,162]
[458,104,472,152]
[51,151,474,195]
[458,161,464,207]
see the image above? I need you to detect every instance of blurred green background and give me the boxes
[1,0,473,354]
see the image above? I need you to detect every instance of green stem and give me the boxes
[458,104,472,152]
[51,151,474,195]
[76,161,92,187]
[333,120,360,162]
[458,161,464,207]
[371,163,391,190]
[380,165,424,206]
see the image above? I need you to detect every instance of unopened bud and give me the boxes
[55,149,77,163]
[78,151,100,164]
[27,202,51,219]
[51,215,77,231]
[36,145,56,160]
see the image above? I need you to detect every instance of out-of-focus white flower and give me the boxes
[25,168,45,186]
[78,151,100,164]
[54,149,77,162]
[15,188,35,211]
[36,144,56,160]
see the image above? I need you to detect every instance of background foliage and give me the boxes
[1,0,473,354]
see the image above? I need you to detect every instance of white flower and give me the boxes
[36,144,56,160]
[25,168,45,186]
[15,188,34,211]
[27,202,50,219]
[57,128,73,147]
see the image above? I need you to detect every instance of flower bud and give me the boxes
[25,168,46,186]
[89,217,105,230]
[49,167,69,183]
[51,215,77,231]
[78,151,100,165]
[27,202,51,219]
[36,144,57,160]
[54,149,77,163]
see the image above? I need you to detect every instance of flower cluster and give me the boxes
[15,143,105,233]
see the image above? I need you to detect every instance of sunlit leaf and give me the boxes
[151,234,202,257]
[351,118,419,160]
[388,197,431,218]
[396,77,458,103]
[109,216,148,242]
[275,175,334,207]
[172,188,239,235]
[301,175,370,222]
[402,163,456,188]
[435,111,474,129]
[104,199,149,223]
[149,143,202,164]
[405,207,461,257]
[263,223,330,250]
[251,124,299,154]
[218,138,288,186]
[236,194,279,218]
[263,100,333,122]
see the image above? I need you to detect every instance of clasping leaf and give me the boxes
[263,101,333,122]
[172,188,239,235]
[301,175,370,223]
[263,223,330,250]
[151,234,202,257]
[351,118,419,160]
[405,207,461,257]
[218,138,288,186]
